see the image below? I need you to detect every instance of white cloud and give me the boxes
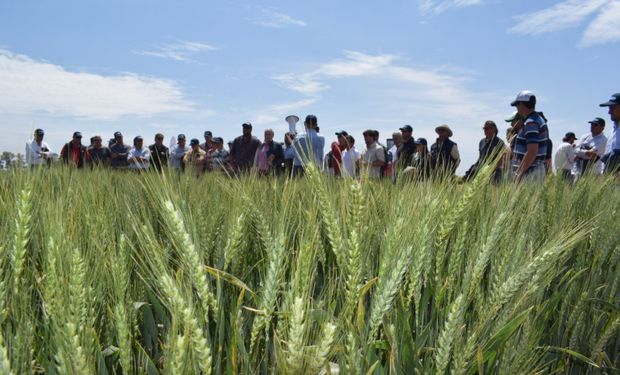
[580,1,620,46]
[136,40,217,62]
[509,0,608,35]
[419,0,483,14]
[271,73,328,96]
[0,49,193,120]
[254,9,306,28]
[253,98,317,126]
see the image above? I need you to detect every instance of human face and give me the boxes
[135,139,143,149]
[416,144,425,153]
[437,129,449,140]
[178,139,186,147]
[93,138,102,148]
[264,130,274,143]
[483,122,495,139]
[609,104,620,123]
[243,127,252,136]
[401,130,412,142]
[590,122,604,136]
[337,135,347,145]
[116,136,124,145]
[155,136,164,146]
[363,134,373,146]
[73,136,82,145]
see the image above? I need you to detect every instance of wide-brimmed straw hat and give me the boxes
[435,124,453,137]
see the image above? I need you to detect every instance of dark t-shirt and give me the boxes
[149,144,169,171]
[110,143,130,168]
[397,138,416,169]
[230,135,261,171]
[88,146,110,167]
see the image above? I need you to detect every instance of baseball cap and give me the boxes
[599,93,620,107]
[510,90,536,107]
[588,117,606,127]
[34,129,44,136]
[177,134,186,140]
[204,131,213,137]
[399,125,413,132]
[335,130,349,136]
[242,122,252,129]
[564,132,576,140]
[213,137,223,144]
[415,137,428,146]
[134,136,143,142]
[73,131,82,138]
[114,131,123,139]
[190,138,200,146]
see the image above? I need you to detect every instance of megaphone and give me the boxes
[285,115,300,135]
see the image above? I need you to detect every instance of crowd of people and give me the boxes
[24,91,620,182]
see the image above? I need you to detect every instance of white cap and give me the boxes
[510,90,536,106]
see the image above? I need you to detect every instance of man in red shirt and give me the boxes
[331,131,348,177]
[60,131,88,168]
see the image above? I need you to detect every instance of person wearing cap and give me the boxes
[26,129,52,168]
[254,128,284,175]
[230,123,261,173]
[412,138,431,180]
[200,131,214,153]
[341,135,361,178]
[397,125,416,172]
[110,131,130,169]
[169,134,190,170]
[183,138,207,176]
[149,133,169,172]
[510,90,549,183]
[430,125,460,177]
[600,93,620,174]
[127,136,151,171]
[210,137,230,173]
[554,132,577,182]
[87,135,111,168]
[283,132,296,175]
[60,131,89,169]
[464,121,506,183]
[329,130,349,177]
[360,129,386,178]
[292,115,325,176]
[388,132,403,181]
[573,118,607,179]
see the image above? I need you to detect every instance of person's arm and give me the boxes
[516,143,539,180]
[451,144,461,169]
[371,148,385,167]
[127,150,137,164]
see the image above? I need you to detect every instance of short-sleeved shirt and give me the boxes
[169,144,190,169]
[362,142,386,178]
[88,146,111,166]
[211,149,230,171]
[149,144,169,171]
[513,112,549,165]
[110,143,131,168]
[127,147,151,170]
[26,140,51,166]
[292,129,325,167]
[231,135,261,171]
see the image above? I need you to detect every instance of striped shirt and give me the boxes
[513,112,548,164]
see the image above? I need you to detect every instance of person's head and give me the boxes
[284,132,295,146]
[204,131,213,142]
[213,137,224,149]
[415,138,428,154]
[511,90,537,116]
[345,135,355,149]
[264,128,274,143]
[483,120,498,139]
[600,93,620,123]
[588,117,606,136]
[72,131,83,145]
[34,129,44,143]
[177,134,186,146]
[242,122,252,136]
[399,125,413,142]
[373,130,380,142]
[335,130,348,145]
[304,115,318,130]
[563,132,577,144]
[154,133,164,146]
[134,136,144,148]
[190,138,200,150]
[392,132,403,146]
[435,125,453,140]
[362,130,375,146]
[114,131,124,145]
[92,135,103,148]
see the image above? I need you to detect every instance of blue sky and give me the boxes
[1,0,619,173]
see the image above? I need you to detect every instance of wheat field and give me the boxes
[0,165,618,374]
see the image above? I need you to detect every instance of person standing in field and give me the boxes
[413,138,431,181]
[26,128,52,168]
[60,131,88,169]
[169,134,190,171]
[292,115,325,176]
[573,118,607,180]
[200,131,214,152]
[330,131,348,177]
[388,131,402,181]
[149,133,169,173]
[87,135,111,168]
[183,138,207,176]
[600,93,620,175]
[341,135,360,178]
[283,132,296,176]
[464,121,506,183]
[230,122,261,173]
[554,132,577,182]
[110,131,130,169]
[430,125,460,178]
[510,91,549,183]
[127,136,151,171]
[254,128,284,175]
[210,137,230,173]
[396,125,416,172]
[360,129,386,178]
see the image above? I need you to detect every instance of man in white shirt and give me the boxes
[25,129,52,168]
[554,132,576,181]
[169,134,190,170]
[573,118,607,179]
[361,130,386,178]
[128,136,151,170]
[341,135,361,178]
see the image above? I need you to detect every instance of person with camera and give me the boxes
[26,129,52,168]
[573,117,607,180]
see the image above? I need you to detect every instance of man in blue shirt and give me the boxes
[292,115,325,176]
[600,93,620,175]
[511,90,549,183]
[110,131,130,169]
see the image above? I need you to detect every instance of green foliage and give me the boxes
[0,167,618,374]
